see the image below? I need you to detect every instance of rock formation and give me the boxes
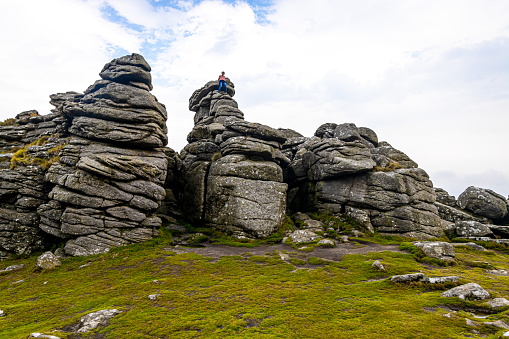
[1,52,508,256]
[284,122,444,239]
[179,80,288,238]
[37,54,174,256]
[0,109,67,256]
[0,54,178,256]
[433,186,509,244]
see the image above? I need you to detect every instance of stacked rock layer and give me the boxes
[434,186,509,244]
[179,80,288,238]
[36,54,171,256]
[284,122,444,239]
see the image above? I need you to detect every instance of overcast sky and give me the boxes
[1,0,508,199]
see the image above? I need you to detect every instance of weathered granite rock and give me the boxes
[37,54,170,256]
[0,264,24,273]
[413,241,455,261]
[301,137,376,181]
[441,283,491,300]
[179,80,288,238]
[415,241,456,260]
[370,141,418,169]
[29,333,61,339]
[205,175,287,238]
[425,276,459,284]
[317,239,335,248]
[0,166,50,255]
[289,229,321,244]
[435,188,457,207]
[301,219,324,232]
[35,251,61,270]
[454,221,494,238]
[390,273,426,283]
[435,201,490,224]
[285,125,444,239]
[486,298,509,308]
[458,186,508,220]
[372,260,385,271]
[77,309,121,333]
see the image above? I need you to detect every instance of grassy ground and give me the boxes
[1,236,509,338]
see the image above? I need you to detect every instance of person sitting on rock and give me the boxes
[218,71,227,93]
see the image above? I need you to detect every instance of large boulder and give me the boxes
[413,241,456,262]
[458,186,508,220]
[441,283,491,300]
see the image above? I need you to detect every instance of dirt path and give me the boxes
[164,239,403,263]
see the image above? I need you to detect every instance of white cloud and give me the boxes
[1,0,508,197]
[0,0,141,116]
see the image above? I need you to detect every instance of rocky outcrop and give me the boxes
[179,81,287,238]
[34,54,171,256]
[433,186,509,244]
[0,166,51,255]
[2,52,509,256]
[285,123,444,239]
[458,186,508,221]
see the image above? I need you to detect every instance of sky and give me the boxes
[1,0,508,199]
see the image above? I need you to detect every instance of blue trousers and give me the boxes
[218,80,227,93]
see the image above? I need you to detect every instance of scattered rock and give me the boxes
[486,298,509,308]
[148,293,161,300]
[413,241,455,262]
[455,221,494,238]
[441,283,491,300]
[483,320,509,329]
[390,273,426,283]
[289,230,321,244]
[77,309,121,333]
[372,260,385,271]
[301,219,324,232]
[35,251,61,270]
[390,272,457,284]
[486,269,509,276]
[0,264,24,273]
[53,248,67,260]
[465,318,478,327]
[317,239,335,248]
[293,212,311,222]
[340,235,349,243]
[29,333,61,339]
[425,276,458,284]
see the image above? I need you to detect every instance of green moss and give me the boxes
[9,136,67,171]
[289,258,307,265]
[307,210,365,234]
[3,233,509,338]
[0,118,16,126]
[399,242,455,267]
[373,161,402,172]
[211,151,222,162]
